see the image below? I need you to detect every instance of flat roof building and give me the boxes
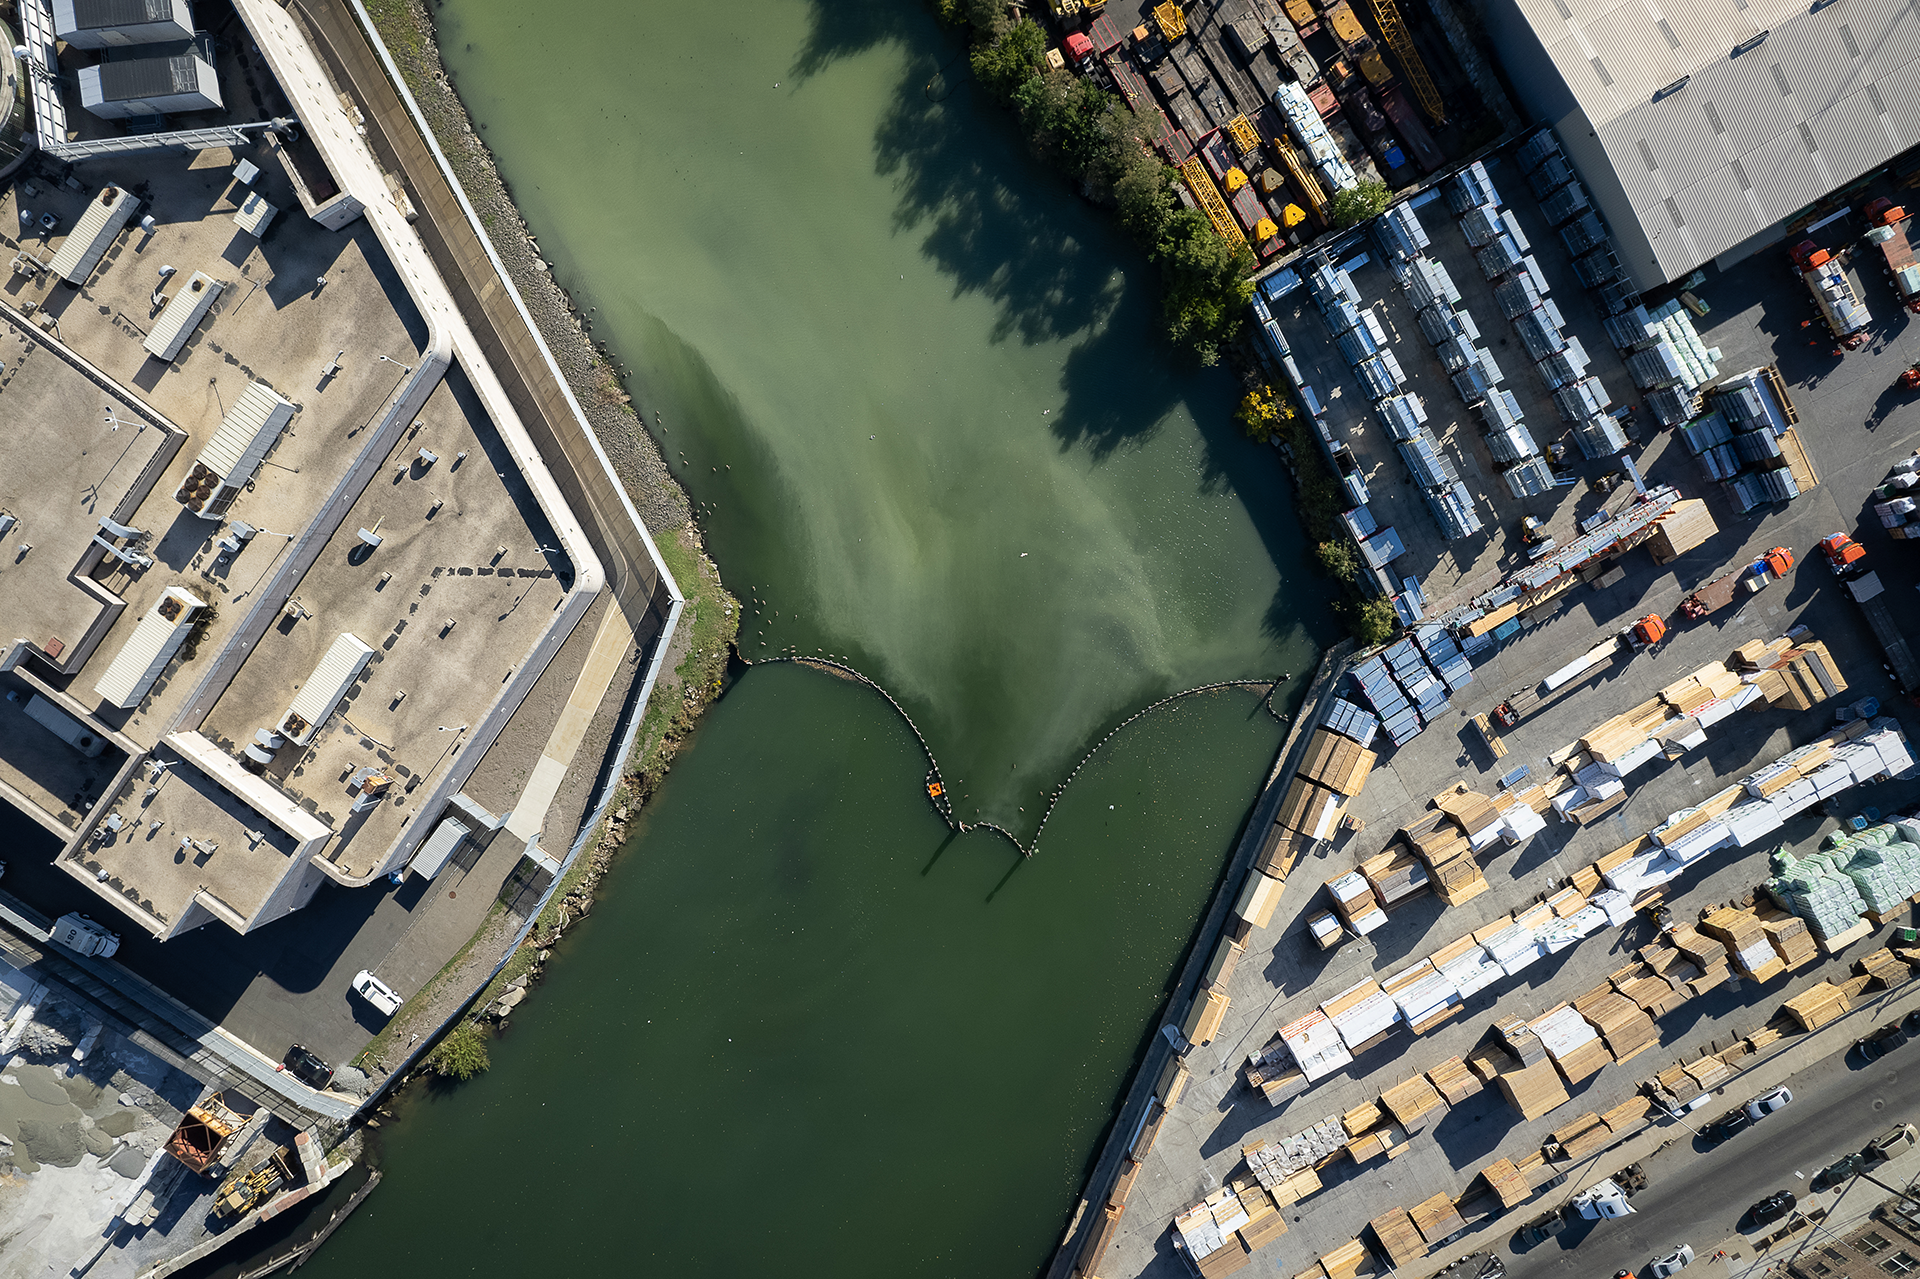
[1483,0,1920,286]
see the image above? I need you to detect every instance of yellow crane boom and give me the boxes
[1178,157,1250,248]
[1363,0,1448,125]
[1270,135,1328,226]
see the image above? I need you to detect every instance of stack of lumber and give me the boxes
[1131,1098,1169,1161]
[1427,1055,1482,1105]
[1110,1159,1141,1209]
[1857,947,1910,990]
[1235,870,1285,930]
[1549,1112,1613,1160]
[1513,1149,1561,1191]
[1840,973,1875,1001]
[1530,1004,1612,1084]
[1174,1190,1255,1277]
[1701,907,1786,982]
[1327,871,1388,936]
[1156,1057,1191,1108]
[1301,728,1379,800]
[1342,1101,1385,1138]
[1204,937,1247,994]
[1403,808,1491,906]
[1380,1074,1446,1132]
[1654,1064,1702,1102]
[1279,777,1350,844]
[1321,1238,1374,1279]
[1076,1202,1125,1278]
[1612,968,1687,1018]
[1784,980,1851,1031]
[1659,662,1742,716]
[1236,1181,1289,1251]
[1431,932,1502,1000]
[1244,1135,1332,1201]
[1495,1059,1570,1119]
[1183,987,1232,1047]
[1730,637,1792,672]
[1648,498,1717,563]
[1324,977,1400,1055]
[1682,1054,1732,1091]
[1670,925,1729,974]
[1601,1094,1653,1133]
[1578,713,1655,765]
[1477,1157,1531,1208]
[1574,988,1659,1063]
[1410,1192,1466,1244]
[1495,1016,1548,1066]
[1751,640,1848,710]
[1385,959,1462,1034]
[1369,1208,1426,1268]
[1435,786,1505,848]
[1359,846,1430,908]
[1245,1036,1309,1106]
[1347,1127,1403,1163]
[1268,1166,1323,1208]
[1255,822,1312,879]
[1465,1043,1514,1084]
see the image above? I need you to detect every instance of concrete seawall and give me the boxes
[1046,637,1359,1279]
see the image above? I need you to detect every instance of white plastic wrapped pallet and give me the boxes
[1351,905,1390,935]
[1279,1009,1356,1081]
[1530,1004,1601,1057]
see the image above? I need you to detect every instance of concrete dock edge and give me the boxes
[1045,637,1359,1279]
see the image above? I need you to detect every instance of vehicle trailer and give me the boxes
[1865,198,1920,313]
[1845,570,1920,693]
[1792,239,1871,347]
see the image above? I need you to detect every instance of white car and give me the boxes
[1652,1245,1695,1278]
[1746,1086,1794,1120]
[351,970,404,1016]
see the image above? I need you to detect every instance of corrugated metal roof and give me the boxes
[1503,0,1920,285]
[69,0,172,28]
[96,52,197,102]
[198,382,295,485]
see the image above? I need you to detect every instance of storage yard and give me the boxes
[1048,77,1920,1270]
[1050,0,1506,260]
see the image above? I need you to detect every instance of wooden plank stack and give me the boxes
[1601,1094,1653,1133]
[1683,1055,1732,1091]
[1238,1182,1289,1251]
[1494,1059,1570,1119]
[1750,640,1848,710]
[1548,1112,1612,1160]
[1530,1005,1612,1084]
[1076,1202,1125,1278]
[1369,1208,1427,1268]
[1701,907,1786,982]
[1410,1192,1466,1244]
[1400,809,1490,906]
[1347,1127,1404,1164]
[1379,1074,1446,1132]
[1574,989,1659,1063]
[1342,1101,1385,1138]
[1655,1064,1702,1102]
[1658,662,1743,716]
[1321,1238,1374,1279]
[1648,498,1717,563]
[1857,947,1910,990]
[1301,728,1379,799]
[1477,1157,1531,1208]
[1426,1055,1482,1105]
[1184,987,1232,1047]
[1784,980,1851,1031]
[1359,846,1430,908]
[1156,1056,1191,1108]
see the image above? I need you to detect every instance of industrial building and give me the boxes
[1480,0,1920,287]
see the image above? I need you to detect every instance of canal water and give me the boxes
[282,0,1333,1273]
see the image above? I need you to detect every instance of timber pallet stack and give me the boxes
[1784,980,1851,1031]
[1701,907,1788,982]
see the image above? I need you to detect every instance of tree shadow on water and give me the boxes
[786,4,1341,646]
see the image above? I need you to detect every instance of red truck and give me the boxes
[1379,83,1442,173]
[1865,197,1920,314]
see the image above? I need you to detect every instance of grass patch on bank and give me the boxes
[359,0,427,73]
[354,900,508,1070]
[629,526,737,782]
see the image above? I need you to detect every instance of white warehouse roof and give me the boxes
[1486,0,1920,286]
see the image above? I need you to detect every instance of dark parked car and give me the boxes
[1857,1024,1905,1062]
[1703,1109,1753,1146]
[1813,1153,1867,1193]
[1521,1211,1568,1246]
[1902,1010,1920,1037]
[283,1044,333,1089]
[1747,1191,1797,1226]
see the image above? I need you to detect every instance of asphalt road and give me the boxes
[1509,1033,1920,1279]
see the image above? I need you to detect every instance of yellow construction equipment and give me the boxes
[1178,157,1249,248]
[1226,113,1262,159]
[1363,0,1448,124]
[1225,166,1249,192]
[1271,136,1328,226]
[1154,0,1186,41]
[1283,204,1308,228]
[1255,217,1280,241]
[213,1147,298,1219]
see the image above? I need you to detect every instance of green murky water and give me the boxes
[291,0,1333,1273]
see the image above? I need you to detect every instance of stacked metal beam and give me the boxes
[1711,368,1805,513]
